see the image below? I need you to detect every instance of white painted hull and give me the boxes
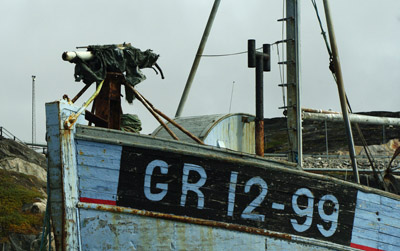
[79,206,352,251]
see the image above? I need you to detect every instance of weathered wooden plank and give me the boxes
[78,165,120,181]
[48,165,62,189]
[353,213,400,239]
[351,190,400,249]
[80,177,119,195]
[76,139,122,158]
[76,141,121,203]
[352,224,400,248]
[46,102,64,250]
[380,195,400,209]
[45,102,62,127]
[58,101,83,250]
[79,207,267,250]
[355,191,400,229]
[351,235,399,251]
[49,188,63,202]
[78,207,353,251]
[354,206,400,230]
[356,198,400,219]
[357,191,400,212]
[77,155,122,170]
[76,140,122,174]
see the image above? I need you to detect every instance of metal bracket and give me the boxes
[278,83,296,87]
[277,17,294,22]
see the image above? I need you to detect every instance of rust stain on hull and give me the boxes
[78,202,292,241]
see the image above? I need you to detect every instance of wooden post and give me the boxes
[88,72,123,130]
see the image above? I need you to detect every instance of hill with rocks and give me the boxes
[0,136,52,251]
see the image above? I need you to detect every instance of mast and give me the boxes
[323,0,360,183]
[285,0,302,168]
[175,0,221,118]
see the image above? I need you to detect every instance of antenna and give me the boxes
[228,81,235,113]
[32,75,36,148]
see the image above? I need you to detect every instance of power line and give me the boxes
[200,47,263,57]
[229,81,235,113]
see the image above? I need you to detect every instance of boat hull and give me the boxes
[46,101,400,251]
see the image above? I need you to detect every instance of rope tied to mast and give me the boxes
[311,0,337,75]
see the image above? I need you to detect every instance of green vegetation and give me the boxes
[0,169,45,242]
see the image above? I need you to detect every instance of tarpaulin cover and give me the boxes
[121,114,142,133]
[71,44,159,103]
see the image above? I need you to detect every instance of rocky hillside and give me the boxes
[0,136,51,251]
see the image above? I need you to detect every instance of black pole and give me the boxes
[248,40,270,157]
[248,40,256,67]
[255,55,264,157]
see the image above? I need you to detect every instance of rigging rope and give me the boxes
[311,0,332,59]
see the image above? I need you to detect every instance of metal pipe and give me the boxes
[255,55,264,157]
[303,112,400,126]
[323,0,359,183]
[63,44,130,62]
[294,0,303,170]
[325,120,329,157]
[175,0,221,118]
[62,51,93,61]
[302,107,339,114]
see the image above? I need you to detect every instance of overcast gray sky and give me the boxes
[1,0,399,144]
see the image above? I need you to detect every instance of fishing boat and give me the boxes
[45,1,400,250]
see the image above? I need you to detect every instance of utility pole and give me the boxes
[32,75,36,147]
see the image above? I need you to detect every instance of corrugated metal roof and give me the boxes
[152,114,226,143]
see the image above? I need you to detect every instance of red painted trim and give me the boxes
[80,197,116,205]
[350,243,383,251]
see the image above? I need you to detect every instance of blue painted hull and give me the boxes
[46,100,400,251]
